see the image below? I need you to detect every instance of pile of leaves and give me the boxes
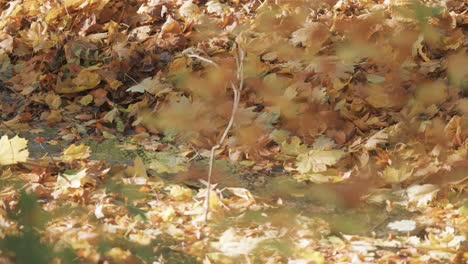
[0,0,467,263]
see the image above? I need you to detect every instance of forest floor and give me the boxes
[0,0,467,263]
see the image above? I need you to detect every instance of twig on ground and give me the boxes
[0,120,16,135]
[187,54,219,68]
[204,44,244,224]
[37,142,59,169]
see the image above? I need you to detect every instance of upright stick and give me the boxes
[204,44,245,223]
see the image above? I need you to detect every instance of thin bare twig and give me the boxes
[204,44,245,223]
[37,142,60,169]
[187,54,219,68]
[0,120,16,135]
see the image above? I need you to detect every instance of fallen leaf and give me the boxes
[0,135,29,165]
[211,228,270,257]
[296,149,345,173]
[281,136,308,156]
[387,219,416,232]
[62,144,91,161]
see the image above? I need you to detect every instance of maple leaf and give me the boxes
[52,169,95,198]
[281,136,308,156]
[148,152,187,174]
[313,136,337,150]
[0,135,29,165]
[269,129,290,144]
[57,169,90,189]
[61,144,91,161]
[126,75,172,95]
[296,149,345,174]
[290,22,329,53]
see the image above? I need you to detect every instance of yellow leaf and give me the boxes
[108,79,123,90]
[161,206,176,221]
[0,135,29,165]
[298,251,325,264]
[281,136,308,156]
[105,248,131,262]
[62,144,91,161]
[79,95,93,105]
[296,149,345,173]
[169,185,192,201]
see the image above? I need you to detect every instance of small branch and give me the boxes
[187,54,219,68]
[0,120,16,135]
[124,73,139,85]
[37,143,59,169]
[203,44,245,223]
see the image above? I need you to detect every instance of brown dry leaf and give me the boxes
[365,84,407,109]
[160,16,182,35]
[55,69,101,94]
[72,69,101,89]
[414,81,447,106]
